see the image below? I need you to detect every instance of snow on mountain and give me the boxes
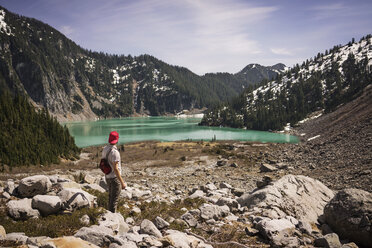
[0,9,12,35]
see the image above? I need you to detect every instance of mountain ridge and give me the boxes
[0,6,284,122]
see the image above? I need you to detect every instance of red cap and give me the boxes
[108,131,119,144]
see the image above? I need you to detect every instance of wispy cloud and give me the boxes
[271,48,293,56]
[59,25,74,36]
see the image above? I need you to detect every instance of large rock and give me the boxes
[32,195,62,216]
[0,225,5,239]
[46,236,100,248]
[314,233,342,248]
[162,229,213,248]
[4,232,28,244]
[58,188,96,210]
[5,179,16,195]
[17,175,52,198]
[199,203,230,220]
[74,225,116,247]
[98,211,129,235]
[237,174,334,223]
[324,188,372,247]
[140,219,162,238]
[7,198,40,220]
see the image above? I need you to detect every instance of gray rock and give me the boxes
[256,176,273,188]
[132,188,152,199]
[259,163,277,172]
[2,191,11,199]
[154,216,170,230]
[58,188,96,210]
[7,198,40,220]
[5,180,16,195]
[84,174,98,184]
[255,218,296,240]
[201,183,217,193]
[98,211,129,235]
[140,219,162,238]
[237,175,334,223]
[181,212,198,227]
[163,229,213,248]
[109,240,137,248]
[199,203,230,220]
[219,182,232,189]
[82,183,106,193]
[5,232,28,244]
[0,225,5,239]
[298,220,312,235]
[143,236,163,247]
[232,188,245,197]
[324,188,372,247]
[188,189,205,199]
[314,233,342,248]
[18,175,52,198]
[80,214,90,226]
[74,225,115,247]
[216,197,239,210]
[32,195,62,216]
[341,242,359,248]
[120,232,148,243]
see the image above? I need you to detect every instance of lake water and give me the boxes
[64,117,299,147]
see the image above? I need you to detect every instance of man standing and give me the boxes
[102,131,126,212]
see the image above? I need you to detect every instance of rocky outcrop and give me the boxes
[6,198,40,220]
[58,188,96,210]
[31,194,62,216]
[324,188,372,247]
[237,174,334,223]
[17,175,52,198]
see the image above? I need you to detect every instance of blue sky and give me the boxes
[1,0,371,75]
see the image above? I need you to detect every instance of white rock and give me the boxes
[5,232,28,244]
[45,236,100,248]
[164,229,213,248]
[188,190,205,199]
[0,225,6,239]
[256,218,296,239]
[199,203,230,220]
[58,188,96,210]
[140,219,162,238]
[32,195,62,216]
[74,225,114,247]
[18,175,52,198]
[7,198,40,220]
[83,183,106,193]
[98,211,129,235]
[237,174,334,223]
[154,216,170,229]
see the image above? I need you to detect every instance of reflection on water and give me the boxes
[64,117,299,147]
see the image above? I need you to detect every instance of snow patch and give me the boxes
[307,135,320,141]
[0,9,12,36]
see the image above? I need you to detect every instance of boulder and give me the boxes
[58,188,96,210]
[200,183,217,193]
[109,240,137,248]
[47,236,100,248]
[0,225,6,239]
[140,219,162,238]
[7,198,40,220]
[84,174,98,184]
[131,189,152,199]
[32,195,62,216]
[188,190,205,199]
[154,216,170,230]
[237,175,334,223]
[74,225,115,247]
[98,211,129,235]
[17,175,52,198]
[5,179,16,195]
[199,203,230,220]
[259,163,277,172]
[324,188,372,247]
[216,197,239,210]
[80,214,91,226]
[4,232,28,244]
[162,229,213,248]
[255,218,296,240]
[83,184,106,193]
[181,212,198,227]
[314,233,342,248]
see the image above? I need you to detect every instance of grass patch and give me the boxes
[0,207,104,238]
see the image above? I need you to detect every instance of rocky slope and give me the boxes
[271,84,372,192]
[0,6,283,122]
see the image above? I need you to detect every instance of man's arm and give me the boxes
[113,161,126,189]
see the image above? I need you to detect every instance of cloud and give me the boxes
[59,25,74,36]
[271,48,293,56]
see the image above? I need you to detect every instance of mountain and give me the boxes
[0,6,283,121]
[200,35,372,130]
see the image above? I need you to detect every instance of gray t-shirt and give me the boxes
[102,144,121,179]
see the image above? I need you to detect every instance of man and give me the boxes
[102,131,126,212]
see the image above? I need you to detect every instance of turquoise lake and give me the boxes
[64,117,299,148]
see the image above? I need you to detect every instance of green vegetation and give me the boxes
[0,207,104,238]
[0,89,80,167]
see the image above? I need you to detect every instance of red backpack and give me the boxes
[99,147,113,174]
